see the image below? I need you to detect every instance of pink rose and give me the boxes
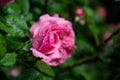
[97,7,107,19]
[30,14,75,66]
[75,8,84,17]
[0,0,14,7]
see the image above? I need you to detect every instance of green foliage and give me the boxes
[37,73,53,80]
[76,39,94,54]
[6,36,24,49]
[0,53,17,66]
[18,68,40,80]
[35,61,55,77]
[5,15,28,38]
[0,34,7,59]
[73,64,94,80]
[47,2,66,16]
[15,0,30,14]
[83,7,99,35]
[3,3,21,15]
[0,22,14,36]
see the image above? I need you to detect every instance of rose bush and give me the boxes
[30,14,75,66]
[0,0,14,7]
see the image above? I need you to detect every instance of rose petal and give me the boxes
[53,14,59,17]
[39,32,61,54]
[30,48,48,59]
[30,22,41,38]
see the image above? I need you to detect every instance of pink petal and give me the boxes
[39,14,50,21]
[30,22,40,38]
[30,48,48,59]
[39,32,61,54]
[53,14,59,17]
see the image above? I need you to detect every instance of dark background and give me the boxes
[101,0,120,24]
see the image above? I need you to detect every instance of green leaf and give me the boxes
[83,7,99,35]
[5,16,28,38]
[3,3,21,15]
[0,66,11,75]
[37,73,53,80]
[16,0,30,14]
[0,34,7,59]
[0,22,14,35]
[20,13,33,22]
[0,53,17,66]
[6,36,24,49]
[33,7,42,15]
[35,61,55,77]
[0,45,6,59]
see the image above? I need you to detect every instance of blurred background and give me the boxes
[101,0,120,23]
